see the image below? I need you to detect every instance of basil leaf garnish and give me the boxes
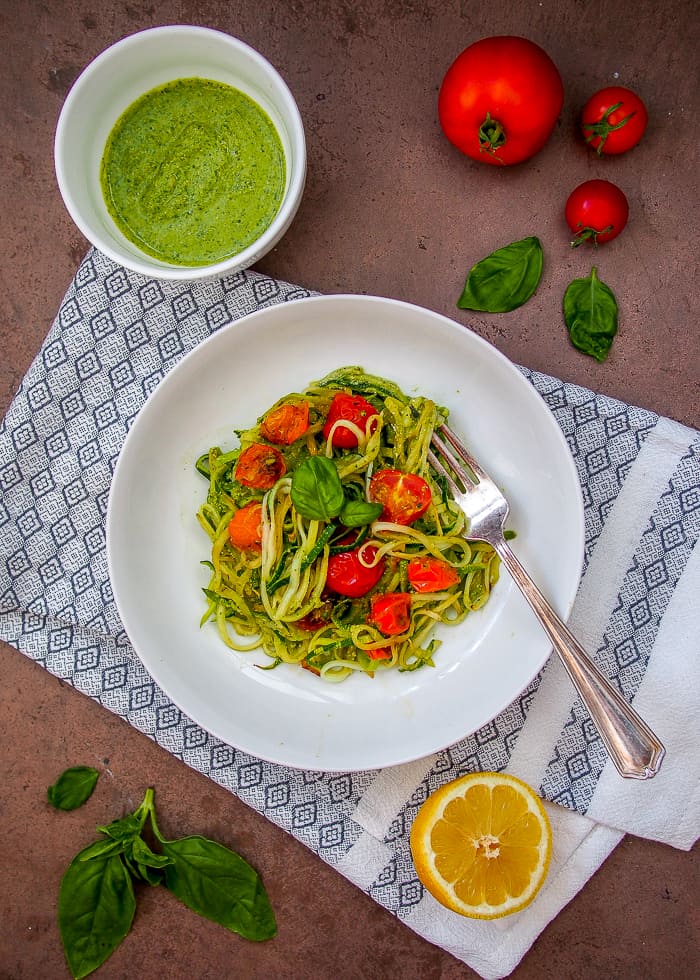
[48,766,99,811]
[58,850,136,979]
[290,455,345,520]
[457,236,544,313]
[563,265,618,362]
[340,499,383,527]
[160,836,277,941]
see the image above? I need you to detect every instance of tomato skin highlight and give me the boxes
[565,179,629,246]
[368,593,412,636]
[581,86,648,156]
[261,401,310,445]
[438,35,564,166]
[235,443,286,489]
[407,556,460,593]
[323,392,379,449]
[325,545,385,598]
[228,501,263,551]
[369,469,432,525]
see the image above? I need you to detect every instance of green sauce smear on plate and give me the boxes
[100,78,286,267]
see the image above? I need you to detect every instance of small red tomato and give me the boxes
[325,545,385,598]
[323,392,379,449]
[235,443,286,489]
[368,593,412,636]
[407,556,460,593]
[228,501,263,551]
[260,401,310,445]
[369,469,432,525]
[565,179,629,247]
[581,86,648,156]
[295,603,333,632]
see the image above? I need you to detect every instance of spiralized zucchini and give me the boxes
[195,366,500,680]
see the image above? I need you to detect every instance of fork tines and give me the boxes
[429,424,484,494]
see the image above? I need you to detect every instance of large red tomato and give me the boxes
[438,36,564,166]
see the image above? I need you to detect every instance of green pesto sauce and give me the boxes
[100,78,286,267]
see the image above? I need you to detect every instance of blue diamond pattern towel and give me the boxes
[1,250,698,979]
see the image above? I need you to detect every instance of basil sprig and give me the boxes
[48,766,100,811]
[563,266,619,362]
[457,236,544,313]
[57,787,276,978]
[290,455,382,527]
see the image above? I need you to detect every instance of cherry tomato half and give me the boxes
[407,556,460,593]
[565,179,629,247]
[228,501,263,551]
[261,401,310,445]
[438,35,564,166]
[235,443,286,489]
[369,469,432,525]
[325,544,385,598]
[368,593,412,636]
[581,86,648,156]
[323,392,380,449]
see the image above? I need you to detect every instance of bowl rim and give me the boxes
[54,24,307,281]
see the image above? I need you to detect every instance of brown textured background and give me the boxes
[1,2,698,978]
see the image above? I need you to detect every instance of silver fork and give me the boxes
[429,423,665,780]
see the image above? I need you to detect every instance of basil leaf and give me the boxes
[48,766,99,811]
[161,835,277,941]
[290,455,345,521]
[58,849,135,979]
[78,838,126,863]
[457,236,543,313]
[340,499,383,527]
[96,812,144,841]
[563,265,618,362]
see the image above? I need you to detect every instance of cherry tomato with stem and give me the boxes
[407,556,460,593]
[438,35,564,166]
[261,401,310,445]
[565,180,629,247]
[235,443,286,489]
[323,392,379,449]
[325,544,385,598]
[580,86,648,156]
[369,469,432,525]
[368,593,412,636]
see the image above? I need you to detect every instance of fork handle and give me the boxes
[495,539,665,780]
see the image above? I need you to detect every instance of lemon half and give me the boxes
[410,771,552,919]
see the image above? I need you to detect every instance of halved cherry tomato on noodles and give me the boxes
[368,593,411,636]
[367,646,392,661]
[326,544,385,597]
[369,469,432,525]
[261,401,310,445]
[295,603,333,632]
[323,392,379,449]
[235,443,286,490]
[407,556,460,593]
[580,86,648,156]
[228,501,263,551]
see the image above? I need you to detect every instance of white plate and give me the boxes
[107,295,584,772]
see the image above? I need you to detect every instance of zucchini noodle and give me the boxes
[195,366,500,679]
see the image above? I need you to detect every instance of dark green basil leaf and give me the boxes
[58,850,135,979]
[77,838,126,863]
[457,236,543,313]
[563,265,618,362]
[47,766,99,811]
[123,836,172,885]
[340,499,383,527]
[96,812,144,841]
[161,835,277,941]
[290,455,345,521]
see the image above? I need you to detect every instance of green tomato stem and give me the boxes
[478,113,507,154]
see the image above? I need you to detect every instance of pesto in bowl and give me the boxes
[100,77,286,267]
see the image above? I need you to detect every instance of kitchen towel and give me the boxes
[1,249,698,979]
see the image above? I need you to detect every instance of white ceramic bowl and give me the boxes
[107,295,585,771]
[54,25,306,280]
